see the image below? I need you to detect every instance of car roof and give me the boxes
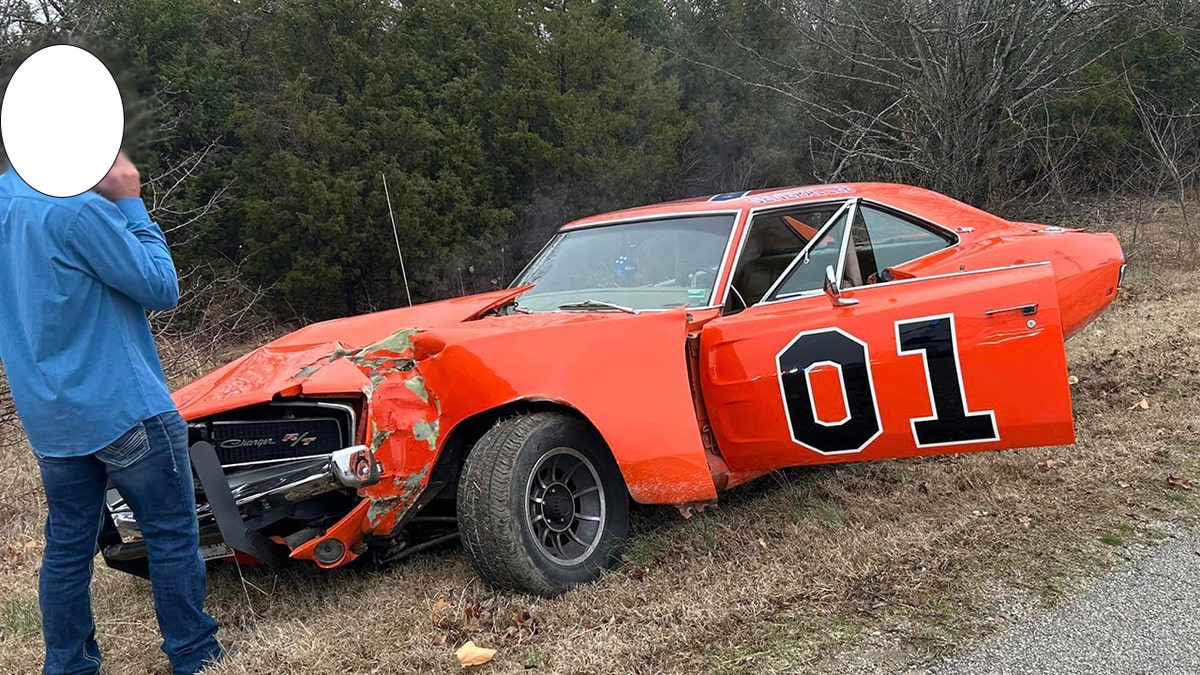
[560,182,1012,234]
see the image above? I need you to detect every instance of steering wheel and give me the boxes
[684,268,716,288]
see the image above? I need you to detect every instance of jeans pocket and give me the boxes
[96,422,151,469]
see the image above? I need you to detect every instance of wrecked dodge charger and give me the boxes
[101,183,1124,596]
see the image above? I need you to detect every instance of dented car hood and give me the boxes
[173,287,527,419]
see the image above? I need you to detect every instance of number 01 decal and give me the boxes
[777,314,997,455]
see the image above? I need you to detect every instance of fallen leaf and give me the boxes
[456,641,496,668]
[1037,458,1058,470]
[1129,397,1149,410]
[464,600,482,621]
[1068,375,1079,385]
[511,610,534,629]
[1117,480,1130,488]
[1167,475,1194,489]
[757,538,768,550]
[433,599,453,612]
[1018,516,1032,528]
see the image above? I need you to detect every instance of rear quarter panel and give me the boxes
[900,230,1124,338]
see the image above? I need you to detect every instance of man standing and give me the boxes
[0,153,223,674]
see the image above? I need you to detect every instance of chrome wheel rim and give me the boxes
[524,447,606,565]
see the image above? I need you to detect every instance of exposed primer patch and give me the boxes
[368,465,430,529]
[291,327,443,534]
[396,467,427,492]
[404,375,430,403]
[293,342,351,379]
[367,496,400,525]
[291,329,420,387]
[359,328,419,356]
[413,418,440,453]
[370,420,393,453]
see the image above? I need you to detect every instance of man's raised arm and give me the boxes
[66,153,179,311]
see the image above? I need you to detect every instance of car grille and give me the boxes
[194,402,357,468]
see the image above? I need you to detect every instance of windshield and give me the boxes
[513,214,736,312]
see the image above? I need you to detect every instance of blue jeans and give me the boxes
[35,410,222,675]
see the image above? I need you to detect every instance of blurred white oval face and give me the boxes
[1,45,123,198]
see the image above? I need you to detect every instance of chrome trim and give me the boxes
[511,210,743,313]
[735,196,961,306]
[509,234,560,291]
[218,454,338,470]
[557,209,741,232]
[330,445,380,488]
[758,200,858,303]
[207,401,359,469]
[720,197,852,311]
[835,199,961,293]
[707,209,745,308]
[229,444,379,506]
[854,198,960,246]
[754,261,1055,309]
[985,303,1039,317]
[271,400,357,447]
[824,264,859,306]
[110,444,379,534]
[834,199,860,287]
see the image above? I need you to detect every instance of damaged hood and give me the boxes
[173,287,527,419]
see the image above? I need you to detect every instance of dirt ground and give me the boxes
[0,197,1197,674]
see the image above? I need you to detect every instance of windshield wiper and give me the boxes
[557,299,639,314]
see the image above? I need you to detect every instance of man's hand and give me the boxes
[93,152,140,201]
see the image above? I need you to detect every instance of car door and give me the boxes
[699,203,1075,473]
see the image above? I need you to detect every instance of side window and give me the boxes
[848,205,953,286]
[726,203,844,310]
[767,205,851,299]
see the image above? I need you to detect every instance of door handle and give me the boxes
[985,303,1038,317]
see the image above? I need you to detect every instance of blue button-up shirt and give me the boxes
[0,169,179,457]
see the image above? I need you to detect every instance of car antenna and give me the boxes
[381,172,413,306]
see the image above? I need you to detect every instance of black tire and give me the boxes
[457,412,629,596]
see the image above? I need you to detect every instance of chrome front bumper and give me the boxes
[227,443,380,505]
[100,443,380,576]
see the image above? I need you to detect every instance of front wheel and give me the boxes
[457,412,629,596]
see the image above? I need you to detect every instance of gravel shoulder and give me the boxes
[925,527,1200,675]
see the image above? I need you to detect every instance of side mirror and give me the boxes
[823,265,859,307]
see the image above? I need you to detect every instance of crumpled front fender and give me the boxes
[415,308,718,505]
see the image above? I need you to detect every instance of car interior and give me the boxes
[726,205,843,310]
[725,201,954,313]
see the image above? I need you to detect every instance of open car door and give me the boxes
[699,261,1075,473]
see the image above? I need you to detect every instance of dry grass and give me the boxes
[1,198,1198,674]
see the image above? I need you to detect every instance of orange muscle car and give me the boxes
[101,183,1124,596]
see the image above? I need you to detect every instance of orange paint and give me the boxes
[173,183,1123,570]
[807,363,850,425]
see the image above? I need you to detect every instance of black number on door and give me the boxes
[777,328,882,455]
[895,314,997,447]
[778,314,998,455]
